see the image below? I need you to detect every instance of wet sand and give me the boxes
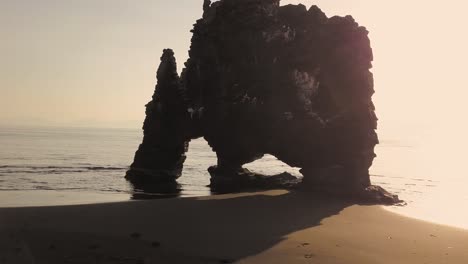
[1,190,467,263]
[0,190,130,208]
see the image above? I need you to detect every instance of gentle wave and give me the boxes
[0,186,130,193]
[0,165,128,174]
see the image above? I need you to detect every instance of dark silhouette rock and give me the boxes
[126,49,190,182]
[127,0,400,204]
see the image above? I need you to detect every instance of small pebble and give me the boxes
[151,241,161,248]
[130,232,141,239]
[88,244,100,250]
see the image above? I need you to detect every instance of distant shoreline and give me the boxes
[0,124,141,131]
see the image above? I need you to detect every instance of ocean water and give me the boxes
[0,126,301,198]
[0,126,466,230]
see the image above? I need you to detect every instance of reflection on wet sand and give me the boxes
[129,180,181,200]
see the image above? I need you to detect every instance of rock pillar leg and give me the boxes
[126,49,190,183]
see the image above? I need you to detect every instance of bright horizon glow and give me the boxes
[1,0,467,133]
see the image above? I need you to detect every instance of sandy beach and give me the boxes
[1,190,467,264]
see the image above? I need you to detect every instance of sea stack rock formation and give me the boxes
[127,0,399,204]
[127,49,190,182]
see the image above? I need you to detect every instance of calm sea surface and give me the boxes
[0,126,466,230]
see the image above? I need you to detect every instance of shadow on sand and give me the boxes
[0,190,362,263]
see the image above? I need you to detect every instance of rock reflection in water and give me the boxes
[209,170,302,194]
[129,180,181,200]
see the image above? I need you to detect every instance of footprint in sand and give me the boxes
[151,241,161,248]
[88,244,101,250]
[130,232,141,239]
[297,242,310,248]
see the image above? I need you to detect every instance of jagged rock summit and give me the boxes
[126,0,400,204]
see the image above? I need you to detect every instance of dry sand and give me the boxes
[1,190,467,263]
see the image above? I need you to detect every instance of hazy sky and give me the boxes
[1,0,467,131]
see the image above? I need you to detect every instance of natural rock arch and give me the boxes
[126,0,399,204]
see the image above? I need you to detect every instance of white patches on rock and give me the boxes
[292,69,320,111]
[240,93,258,105]
[188,107,205,119]
[263,25,296,43]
